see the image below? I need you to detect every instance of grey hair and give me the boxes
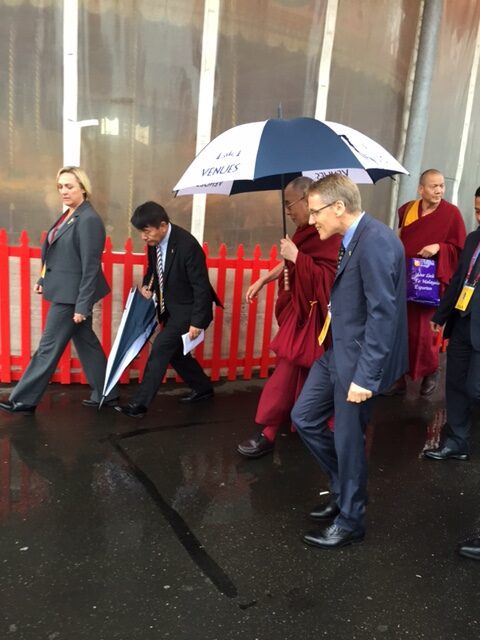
[288,176,313,197]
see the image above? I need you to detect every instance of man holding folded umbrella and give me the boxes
[116,201,220,418]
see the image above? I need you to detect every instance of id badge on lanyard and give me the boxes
[318,303,331,346]
[454,242,480,312]
[455,285,475,311]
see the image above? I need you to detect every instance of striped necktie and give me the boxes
[156,245,165,314]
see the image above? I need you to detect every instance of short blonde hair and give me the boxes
[308,173,361,213]
[56,166,92,200]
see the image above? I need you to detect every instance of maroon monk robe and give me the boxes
[399,199,466,380]
[256,225,340,430]
[274,224,338,322]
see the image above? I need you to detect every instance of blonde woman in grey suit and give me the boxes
[0,167,118,414]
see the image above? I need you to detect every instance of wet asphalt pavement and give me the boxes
[1,359,479,640]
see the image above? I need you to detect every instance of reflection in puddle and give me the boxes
[421,408,446,457]
[0,436,50,519]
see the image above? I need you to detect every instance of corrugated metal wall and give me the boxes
[0,0,479,252]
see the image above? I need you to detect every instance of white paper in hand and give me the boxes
[182,330,205,355]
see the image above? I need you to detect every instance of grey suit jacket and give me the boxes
[38,200,110,316]
[330,213,408,394]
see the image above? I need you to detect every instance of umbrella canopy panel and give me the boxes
[254,118,365,177]
[174,117,407,196]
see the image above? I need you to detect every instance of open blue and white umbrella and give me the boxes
[173,117,408,197]
[174,117,407,290]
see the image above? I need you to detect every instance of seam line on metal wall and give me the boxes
[452,17,480,206]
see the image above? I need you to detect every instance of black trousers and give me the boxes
[444,313,480,452]
[133,319,212,408]
[291,350,375,533]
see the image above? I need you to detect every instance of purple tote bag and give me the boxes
[406,258,440,306]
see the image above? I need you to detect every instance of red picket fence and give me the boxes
[0,229,280,386]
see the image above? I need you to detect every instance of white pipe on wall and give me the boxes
[314,0,338,121]
[63,0,79,166]
[190,0,220,244]
[63,0,98,168]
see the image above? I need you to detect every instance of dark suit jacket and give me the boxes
[432,227,480,350]
[143,224,221,328]
[330,213,408,394]
[38,200,110,316]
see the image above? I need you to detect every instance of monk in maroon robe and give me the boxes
[238,177,339,458]
[385,169,466,396]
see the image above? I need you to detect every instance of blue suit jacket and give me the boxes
[330,213,408,394]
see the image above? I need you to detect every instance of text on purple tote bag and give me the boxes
[406,258,440,306]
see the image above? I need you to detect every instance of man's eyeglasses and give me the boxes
[285,196,305,211]
[309,201,337,215]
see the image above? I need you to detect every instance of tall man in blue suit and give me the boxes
[291,174,408,549]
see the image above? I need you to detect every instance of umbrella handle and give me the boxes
[283,264,290,291]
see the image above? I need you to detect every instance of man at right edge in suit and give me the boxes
[291,174,408,549]
[426,187,480,560]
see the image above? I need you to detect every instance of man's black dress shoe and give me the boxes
[457,538,480,560]
[309,497,340,522]
[303,524,365,549]
[114,403,147,418]
[0,400,36,414]
[237,433,274,458]
[423,445,469,461]
[179,389,214,403]
[420,371,439,396]
[82,398,119,408]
